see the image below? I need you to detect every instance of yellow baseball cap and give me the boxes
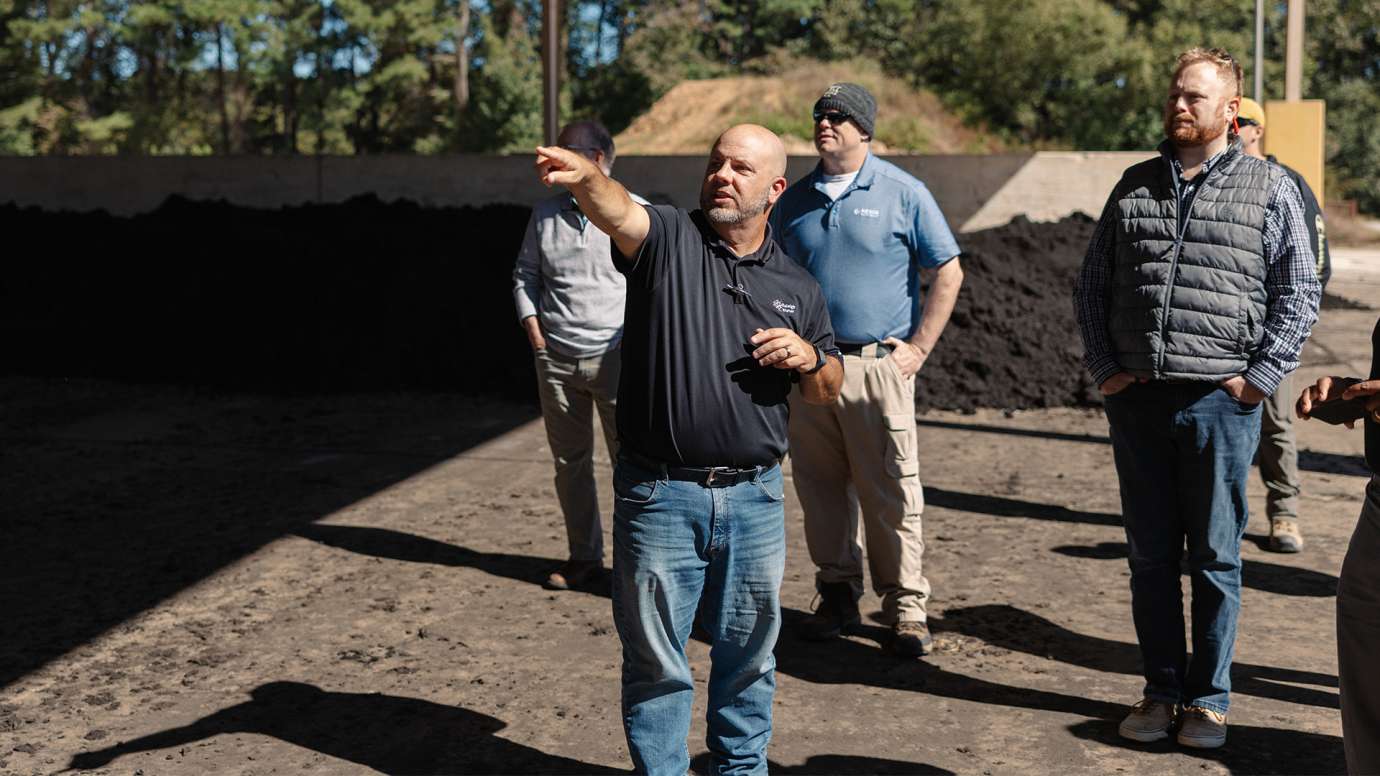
[1237,97,1266,128]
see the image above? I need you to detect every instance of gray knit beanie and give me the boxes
[813,82,877,138]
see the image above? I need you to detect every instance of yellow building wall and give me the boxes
[1264,99,1326,208]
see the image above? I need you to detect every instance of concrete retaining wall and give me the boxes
[0,151,1155,232]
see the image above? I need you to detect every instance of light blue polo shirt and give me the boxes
[770,153,960,344]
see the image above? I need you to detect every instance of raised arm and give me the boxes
[535,145,650,259]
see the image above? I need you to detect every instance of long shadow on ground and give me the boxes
[292,523,612,596]
[690,751,952,774]
[925,487,1120,526]
[932,604,1338,709]
[66,680,620,774]
[775,611,1343,776]
[289,526,1343,775]
[1052,541,1339,598]
[928,490,1342,598]
[917,419,1370,476]
[0,381,538,689]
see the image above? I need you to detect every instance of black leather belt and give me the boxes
[837,342,893,356]
[622,450,766,487]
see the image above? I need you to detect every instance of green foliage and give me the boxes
[460,10,543,152]
[900,0,1149,148]
[876,117,932,153]
[741,111,815,143]
[0,97,41,155]
[0,0,1374,210]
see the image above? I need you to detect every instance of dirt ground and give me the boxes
[1,276,1375,775]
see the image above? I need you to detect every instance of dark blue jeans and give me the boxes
[610,456,786,776]
[1104,382,1262,714]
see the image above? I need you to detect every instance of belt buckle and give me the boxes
[704,468,718,486]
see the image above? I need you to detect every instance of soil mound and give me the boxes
[614,59,1002,155]
[9,200,1296,413]
[919,215,1099,412]
[0,196,535,397]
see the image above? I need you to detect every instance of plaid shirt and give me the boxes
[1074,145,1321,395]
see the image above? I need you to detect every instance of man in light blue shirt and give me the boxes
[771,83,964,657]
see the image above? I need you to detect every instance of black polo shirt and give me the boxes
[614,205,837,467]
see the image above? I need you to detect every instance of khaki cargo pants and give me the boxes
[788,344,930,623]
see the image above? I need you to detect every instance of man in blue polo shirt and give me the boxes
[771,82,964,657]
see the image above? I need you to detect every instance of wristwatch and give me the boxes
[802,345,828,375]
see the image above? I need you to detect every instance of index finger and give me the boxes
[1342,379,1380,399]
[749,327,794,345]
[535,145,572,160]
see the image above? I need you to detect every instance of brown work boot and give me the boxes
[1118,697,1177,743]
[543,559,602,590]
[1176,705,1227,749]
[797,581,860,641]
[1269,518,1304,553]
[892,620,933,657]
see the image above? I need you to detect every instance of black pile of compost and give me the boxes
[5,199,1345,411]
[916,214,1099,412]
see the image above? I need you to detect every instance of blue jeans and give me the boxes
[1104,382,1262,714]
[610,455,786,776]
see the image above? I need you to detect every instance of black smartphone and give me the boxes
[1308,395,1369,425]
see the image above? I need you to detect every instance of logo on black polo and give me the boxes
[772,299,797,314]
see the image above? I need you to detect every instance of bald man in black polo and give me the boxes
[536,125,843,775]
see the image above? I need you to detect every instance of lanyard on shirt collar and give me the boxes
[719,253,757,305]
[723,281,751,304]
[564,197,588,230]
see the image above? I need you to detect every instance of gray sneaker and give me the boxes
[1269,518,1304,553]
[1118,698,1177,743]
[1177,705,1227,749]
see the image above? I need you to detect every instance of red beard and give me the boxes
[1164,112,1228,147]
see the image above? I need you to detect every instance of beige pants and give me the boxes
[534,346,620,562]
[788,346,930,623]
[1339,475,1380,774]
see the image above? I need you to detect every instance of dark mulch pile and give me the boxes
[918,215,1100,412]
[6,199,1329,412]
[1,195,535,398]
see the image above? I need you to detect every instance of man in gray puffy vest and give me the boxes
[1074,47,1321,750]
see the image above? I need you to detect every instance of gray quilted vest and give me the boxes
[1108,140,1282,382]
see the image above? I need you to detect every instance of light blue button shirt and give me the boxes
[770,153,960,344]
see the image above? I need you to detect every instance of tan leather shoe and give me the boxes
[1118,698,1177,743]
[892,620,933,657]
[1177,705,1227,748]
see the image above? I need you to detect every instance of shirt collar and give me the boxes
[1162,137,1240,183]
[691,210,778,264]
[809,151,876,195]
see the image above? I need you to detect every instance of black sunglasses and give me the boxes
[813,110,851,125]
[1236,117,1260,127]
